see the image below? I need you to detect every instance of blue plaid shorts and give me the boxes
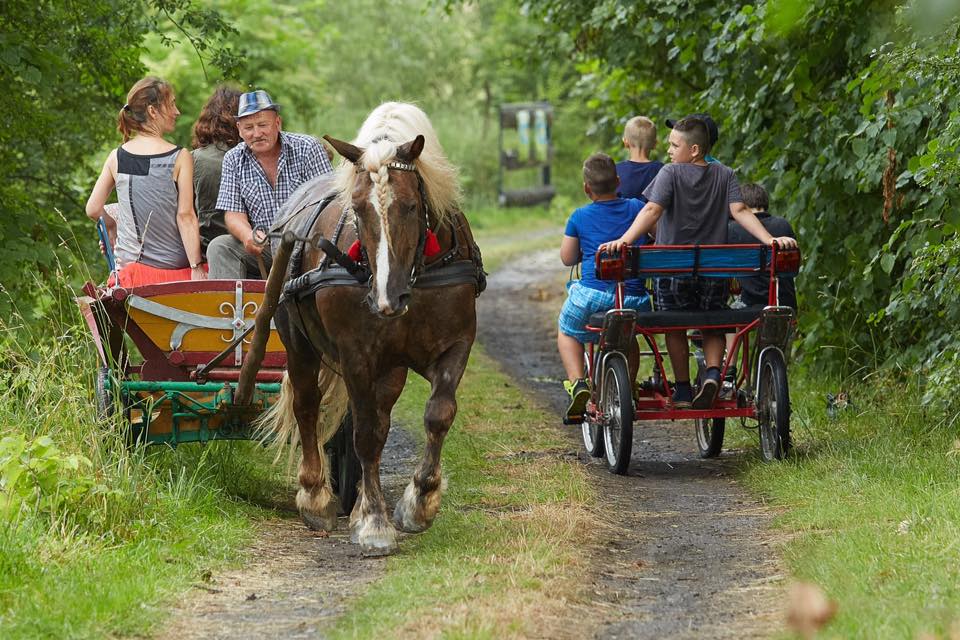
[654,277,729,311]
[558,281,652,343]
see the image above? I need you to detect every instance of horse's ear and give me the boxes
[396,135,425,163]
[323,135,364,163]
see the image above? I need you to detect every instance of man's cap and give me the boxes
[665,113,719,147]
[237,90,280,118]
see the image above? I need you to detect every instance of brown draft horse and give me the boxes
[259,102,480,556]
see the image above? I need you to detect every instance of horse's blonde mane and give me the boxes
[334,102,461,223]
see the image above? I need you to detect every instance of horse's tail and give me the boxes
[255,364,349,475]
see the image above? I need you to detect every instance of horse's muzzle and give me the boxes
[367,290,411,318]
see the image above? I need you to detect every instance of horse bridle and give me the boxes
[351,160,431,289]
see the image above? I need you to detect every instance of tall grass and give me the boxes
[0,263,289,639]
[740,372,960,638]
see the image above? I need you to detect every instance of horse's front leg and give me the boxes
[394,340,471,533]
[348,366,408,556]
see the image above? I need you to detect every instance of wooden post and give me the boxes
[234,230,296,406]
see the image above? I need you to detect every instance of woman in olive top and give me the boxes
[191,85,242,251]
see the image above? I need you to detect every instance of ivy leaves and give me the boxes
[520,0,960,389]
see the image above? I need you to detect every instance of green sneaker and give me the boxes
[563,378,591,422]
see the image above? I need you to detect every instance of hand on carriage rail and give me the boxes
[598,238,629,255]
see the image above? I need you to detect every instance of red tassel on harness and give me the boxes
[347,240,362,262]
[347,231,440,261]
[424,229,441,257]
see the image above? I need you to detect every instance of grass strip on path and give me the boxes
[738,374,960,638]
[329,346,596,640]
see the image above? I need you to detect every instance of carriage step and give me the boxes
[562,414,584,425]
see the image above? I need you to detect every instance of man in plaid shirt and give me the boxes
[208,89,332,278]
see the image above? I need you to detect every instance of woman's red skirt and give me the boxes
[107,262,207,288]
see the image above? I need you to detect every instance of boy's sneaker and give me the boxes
[563,378,590,422]
[672,381,693,409]
[693,368,721,409]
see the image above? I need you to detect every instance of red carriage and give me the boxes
[577,243,801,474]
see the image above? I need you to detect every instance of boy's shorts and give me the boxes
[654,277,729,312]
[558,281,651,343]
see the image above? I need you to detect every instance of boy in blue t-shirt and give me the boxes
[616,116,663,202]
[558,152,651,421]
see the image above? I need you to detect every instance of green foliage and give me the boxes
[147,0,579,204]
[0,0,238,322]
[0,434,92,521]
[520,0,960,407]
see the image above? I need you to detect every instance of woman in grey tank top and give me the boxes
[85,76,206,287]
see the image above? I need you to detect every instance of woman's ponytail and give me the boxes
[116,77,173,142]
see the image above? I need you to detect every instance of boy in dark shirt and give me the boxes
[616,116,663,203]
[600,118,797,409]
[559,153,651,421]
[727,183,797,309]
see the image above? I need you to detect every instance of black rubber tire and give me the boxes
[695,417,726,458]
[581,417,604,458]
[757,350,791,461]
[95,366,115,421]
[693,360,725,458]
[580,353,604,457]
[601,357,634,475]
[327,410,361,515]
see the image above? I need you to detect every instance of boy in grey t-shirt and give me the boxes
[600,117,797,409]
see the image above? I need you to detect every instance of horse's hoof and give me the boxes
[393,481,440,533]
[297,487,337,532]
[360,540,398,557]
[355,514,398,555]
[393,501,430,534]
[302,511,337,532]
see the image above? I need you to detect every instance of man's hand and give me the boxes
[771,236,798,249]
[598,238,627,254]
[243,229,265,256]
[190,266,208,281]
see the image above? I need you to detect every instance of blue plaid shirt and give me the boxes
[216,132,332,229]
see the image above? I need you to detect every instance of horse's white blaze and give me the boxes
[369,179,394,310]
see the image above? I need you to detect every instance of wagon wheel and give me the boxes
[580,352,604,458]
[327,410,360,515]
[601,356,633,475]
[693,355,725,458]
[95,366,116,420]
[757,350,791,461]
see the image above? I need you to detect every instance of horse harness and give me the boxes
[280,162,486,303]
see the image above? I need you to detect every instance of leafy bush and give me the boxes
[518,0,960,412]
[0,435,93,522]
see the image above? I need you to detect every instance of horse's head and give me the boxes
[325,134,427,318]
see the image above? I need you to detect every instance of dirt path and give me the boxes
[476,248,786,639]
[156,427,419,640]
[157,245,786,640]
